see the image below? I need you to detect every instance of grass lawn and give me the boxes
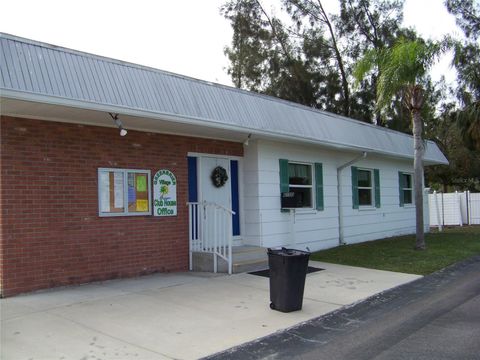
[310,226,480,275]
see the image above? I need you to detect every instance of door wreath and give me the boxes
[211,166,229,188]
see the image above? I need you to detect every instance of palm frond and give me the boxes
[352,49,379,89]
[354,38,446,113]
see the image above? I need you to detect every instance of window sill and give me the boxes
[295,209,317,215]
[358,206,377,211]
[99,212,152,217]
[281,208,316,214]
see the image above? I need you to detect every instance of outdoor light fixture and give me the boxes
[244,133,252,146]
[109,113,128,136]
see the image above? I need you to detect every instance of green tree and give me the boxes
[446,0,480,150]
[283,0,351,115]
[445,0,480,39]
[221,0,322,107]
[335,0,413,124]
[221,0,410,119]
[423,1,480,191]
[354,39,445,250]
[425,102,480,192]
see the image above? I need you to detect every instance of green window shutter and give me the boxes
[279,159,289,192]
[351,166,359,209]
[315,163,324,211]
[398,171,405,207]
[374,169,381,208]
[279,159,289,212]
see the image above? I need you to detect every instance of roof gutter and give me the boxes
[0,89,449,165]
[337,152,368,245]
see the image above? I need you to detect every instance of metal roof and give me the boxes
[0,33,448,165]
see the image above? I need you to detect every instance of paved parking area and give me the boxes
[1,261,421,360]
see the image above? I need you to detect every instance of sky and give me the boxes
[0,0,462,87]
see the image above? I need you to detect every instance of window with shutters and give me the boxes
[357,169,374,206]
[279,159,323,211]
[288,162,313,208]
[352,166,381,209]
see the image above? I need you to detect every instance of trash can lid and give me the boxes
[268,247,310,257]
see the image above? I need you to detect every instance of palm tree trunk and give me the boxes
[412,108,425,250]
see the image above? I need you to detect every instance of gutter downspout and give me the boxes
[337,152,368,245]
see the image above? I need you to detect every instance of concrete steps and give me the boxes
[192,245,268,274]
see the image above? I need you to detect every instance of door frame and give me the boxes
[188,152,244,245]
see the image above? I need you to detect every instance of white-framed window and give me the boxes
[400,172,413,205]
[288,162,313,208]
[98,168,152,216]
[357,168,374,207]
[352,166,380,209]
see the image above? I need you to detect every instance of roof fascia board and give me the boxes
[1,89,448,165]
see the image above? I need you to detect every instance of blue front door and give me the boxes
[187,156,240,236]
[230,160,240,236]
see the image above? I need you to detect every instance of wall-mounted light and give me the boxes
[244,133,252,146]
[109,113,128,137]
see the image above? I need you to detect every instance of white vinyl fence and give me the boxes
[429,191,480,227]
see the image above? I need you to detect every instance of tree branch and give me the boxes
[256,0,292,61]
[346,0,375,45]
[315,0,350,115]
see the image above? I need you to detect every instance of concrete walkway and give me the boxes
[1,261,421,360]
[206,256,480,360]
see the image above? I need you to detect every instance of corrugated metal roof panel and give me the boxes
[0,33,448,164]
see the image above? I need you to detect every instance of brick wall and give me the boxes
[0,116,243,297]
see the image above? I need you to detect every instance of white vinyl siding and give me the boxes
[242,140,428,251]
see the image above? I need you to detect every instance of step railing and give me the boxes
[187,201,235,274]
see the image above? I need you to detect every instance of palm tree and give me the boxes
[354,38,444,250]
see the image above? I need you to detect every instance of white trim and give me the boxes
[1,89,448,164]
[286,161,315,210]
[3,112,245,144]
[293,210,317,215]
[187,152,243,161]
[400,172,414,205]
[357,168,375,208]
[358,206,377,211]
[236,158,245,244]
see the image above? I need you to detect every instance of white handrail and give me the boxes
[187,201,234,274]
[191,201,235,215]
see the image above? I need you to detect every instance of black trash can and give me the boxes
[268,247,310,312]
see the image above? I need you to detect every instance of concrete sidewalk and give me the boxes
[1,261,421,360]
[206,256,480,360]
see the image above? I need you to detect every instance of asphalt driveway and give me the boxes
[1,261,420,360]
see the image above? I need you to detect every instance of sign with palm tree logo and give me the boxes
[153,169,177,216]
